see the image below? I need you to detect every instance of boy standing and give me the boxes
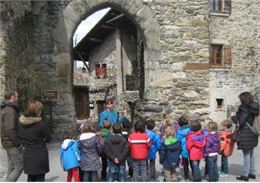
[128,120,151,181]
[105,124,129,181]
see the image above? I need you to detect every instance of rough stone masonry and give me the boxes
[0,0,259,138]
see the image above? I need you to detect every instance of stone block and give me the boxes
[184,63,209,70]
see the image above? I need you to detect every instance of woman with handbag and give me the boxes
[231,92,259,181]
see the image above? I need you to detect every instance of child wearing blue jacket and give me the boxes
[176,115,192,180]
[60,131,81,182]
[145,119,161,180]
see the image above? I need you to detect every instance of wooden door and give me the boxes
[74,87,89,119]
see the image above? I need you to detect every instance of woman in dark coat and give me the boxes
[231,92,259,181]
[20,100,51,181]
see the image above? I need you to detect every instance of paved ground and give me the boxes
[0,141,260,182]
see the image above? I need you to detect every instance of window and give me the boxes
[209,0,231,14]
[210,44,232,68]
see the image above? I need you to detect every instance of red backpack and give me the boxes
[219,130,235,157]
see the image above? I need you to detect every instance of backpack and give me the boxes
[247,115,260,136]
[219,130,235,157]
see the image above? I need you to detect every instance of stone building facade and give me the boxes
[0,0,259,138]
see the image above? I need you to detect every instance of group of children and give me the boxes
[60,115,235,182]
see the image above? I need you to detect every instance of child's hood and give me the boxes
[164,137,180,151]
[187,131,206,147]
[109,134,124,144]
[61,139,75,150]
[178,125,190,136]
[79,132,96,140]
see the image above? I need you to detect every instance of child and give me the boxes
[98,119,112,180]
[202,118,212,179]
[60,131,81,182]
[160,113,179,136]
[105,124,129,181]
[204,122,220,182]
[121,118,133,177]
[160,126,182,181]
[176,115,192,180]
[186,120,206,182]
[128,120,152,181]
[145,119,161,180]
[219,119,234,177]
[78,122,103,182]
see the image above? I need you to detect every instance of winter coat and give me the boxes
[98,110,118,129]
[176,125,191,158]
[159,137,181,168]
[231,102,259,149]
[128,131,151,160]
[145,129,161,160]
[60,139,81,171]
[105,134,129,165]
[186,131,206,160]
[204,132,220,157]
[19,115,51,175]
[0,101,21,149]
[78,133,102,171]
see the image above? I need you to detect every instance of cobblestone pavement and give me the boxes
[0,141,259,182]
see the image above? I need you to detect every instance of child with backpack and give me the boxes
[176,115,192,181]
[128,120,152,181]
[186,120,206,182]
[60,131,81,182]
[219,119,235,177]
[204,122,220,182]
[145,119,161,180]
[159,126,182,181]
[105,124,129,181]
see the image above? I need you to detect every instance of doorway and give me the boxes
[74,87,90,119]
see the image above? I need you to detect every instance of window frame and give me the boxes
[209,0,231,15]
[210,44,224,68]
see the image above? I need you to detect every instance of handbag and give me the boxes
[229,124,240,142]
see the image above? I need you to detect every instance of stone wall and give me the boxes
[208,0,260,122]
[0,0,259,139]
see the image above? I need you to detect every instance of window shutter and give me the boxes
[224,0,231,14]
[224,45,232,68]
[209,0,214,12]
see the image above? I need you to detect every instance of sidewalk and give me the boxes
[0,141,259,182]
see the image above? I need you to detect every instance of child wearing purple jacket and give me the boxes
[204,122,220,182]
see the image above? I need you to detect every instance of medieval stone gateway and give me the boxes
[0,0,259,138]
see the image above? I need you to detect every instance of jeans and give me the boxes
[5,147,23,181]
[190,160,201,181]
[221,155,228,174]
[126,155,133,176]
[83,171,98,182]
[108,160,126,181]
[101,155,108,179]
[132,159,148,182]
[27,174,45,182]
[147,159,156,179]
[207,155,219,182]
[182,157,191,179]
[242,149,255,176]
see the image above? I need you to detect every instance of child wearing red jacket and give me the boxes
[187,120,206,182]
[128,120,152,181]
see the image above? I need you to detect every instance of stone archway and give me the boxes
[51,0,161,127]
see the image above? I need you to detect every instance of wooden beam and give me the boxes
[106,13,125,24]
[100,24,115,30]
[87,37,102,43]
